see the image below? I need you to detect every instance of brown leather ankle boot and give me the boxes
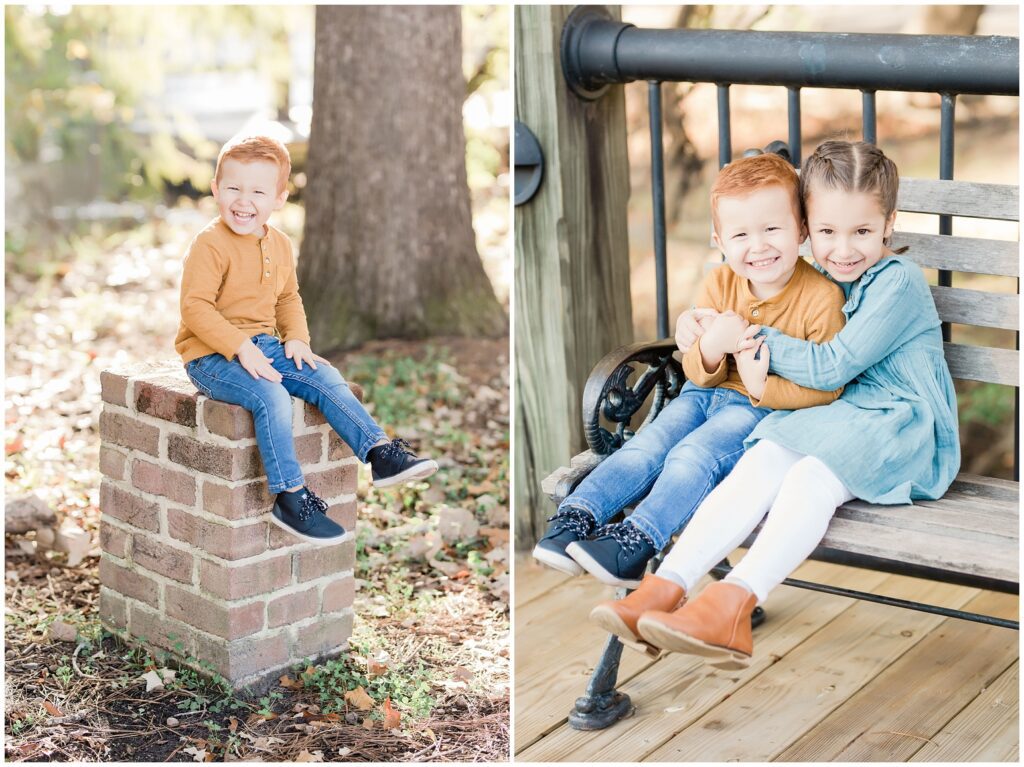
[637,581,757,669]
[589,574,686,654]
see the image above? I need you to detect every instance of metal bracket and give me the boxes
[514,121,544,205]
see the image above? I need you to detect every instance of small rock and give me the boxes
[48,620,78,643]
[166,717,179,727]
[447,632,461,643]
[437,507,479,544]
[344,712,360,725]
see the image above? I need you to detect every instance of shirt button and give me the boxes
[264,271,271,278]
[751,308,760,317]
[264,258,271,264]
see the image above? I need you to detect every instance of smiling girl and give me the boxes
[590,141,960,669]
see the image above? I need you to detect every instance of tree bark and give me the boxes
[299,6,506,352]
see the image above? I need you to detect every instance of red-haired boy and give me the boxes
[175,135,436,545]
[534,153,846,597]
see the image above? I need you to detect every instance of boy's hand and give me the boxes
[284,339,330,371]
[735,339,770,401]
[700,311,749,359]
[675,308,719,353]
[237,339,282,383]
[735,323,764,353]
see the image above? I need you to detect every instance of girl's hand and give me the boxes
[735,323,763,353]
[735,339,769,400]
[675,308,720,353]
[285,340,330,371]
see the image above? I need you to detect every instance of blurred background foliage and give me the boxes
[5,4,509,298]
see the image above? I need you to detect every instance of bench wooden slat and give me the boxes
[930,285,1019,331]
[898,178,1020,221]
[893,232,1019,277]
[944,343,1019,386]
[948,472,1020,503]
[842,498,1017,538]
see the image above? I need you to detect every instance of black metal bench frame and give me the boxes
[546,6,1020,731]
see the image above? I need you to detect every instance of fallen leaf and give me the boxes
[228,717,238,733]
[453,666,475,683]
[42,700,64,717]
[344,686,374,711]
[422,727,437,743]
[295,750,324,762]
[140,669,165,692]
[367,660,388,677]
[362,717,374,730]
[382,696,401,730]
[182,746,207,762]
[337,747,352,757]
[466,480,497,495]
[279,674,302,690]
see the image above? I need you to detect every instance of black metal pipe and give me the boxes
[938,93,955,343]
[562,10,1019,99]
[787,87,802,167]
[649,81,670,339]
[862,90,877,144]
[710,565,1019,630]
[717,85,731,168]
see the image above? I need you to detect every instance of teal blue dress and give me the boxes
[747,256,960,504]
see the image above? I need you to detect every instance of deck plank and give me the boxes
[641,576,980,762]
[515,557,574,608]
[909,661,1019,762]
[517,561,889,762]
[775,590,1018,762]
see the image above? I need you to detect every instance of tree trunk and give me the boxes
[299,6,506,352]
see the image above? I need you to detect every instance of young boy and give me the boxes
[533,152,846,587]
[175,134,436,545]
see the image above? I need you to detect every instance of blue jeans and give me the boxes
[558,382,770,549]
[184,334,387,493]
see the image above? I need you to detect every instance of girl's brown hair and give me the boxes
[800,140,907,253]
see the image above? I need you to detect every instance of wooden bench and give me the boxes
[542,171,1019,727]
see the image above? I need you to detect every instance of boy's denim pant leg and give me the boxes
[185,334,387,494]
[558,382,768,550]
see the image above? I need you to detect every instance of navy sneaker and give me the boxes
[566,521,657,588]
[271,487,350,545]
[532,507,596,576]
[368,438,438,488]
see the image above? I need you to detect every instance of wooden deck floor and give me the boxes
[515,554,1018,762]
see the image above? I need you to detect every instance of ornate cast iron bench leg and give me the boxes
[569,624,635,729]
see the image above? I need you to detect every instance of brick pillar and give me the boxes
[97,360,359,690]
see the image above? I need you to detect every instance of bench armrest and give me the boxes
[582,338,684,455]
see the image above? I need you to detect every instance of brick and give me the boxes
[134,376,197,427]
[327,432,356,461]
[132,535,194,584]
[325,500,357,533]
[98,587,127,630]
[203,399,256,440]
[295,540,355,582]
[294,433,324,465]
[292,611,353,660]
[322,577,355,613]
[99,556,160,608]
[303,401,327,427]
[100,480,160,532]
[99,521,130,559]
[202,480,274,521]
[99,410,160,457]
[128,603,195,657]
[168,434,263,481]
[132,459,197,507]
[100,371,129,407]
[165,585,265,640]
[199,555,292,600]
[167,507,266,560]
[305,463,358,501]
[267,585,319,628]
[193,632,290,684]
[99,446,128,481]
[269,524,309,551]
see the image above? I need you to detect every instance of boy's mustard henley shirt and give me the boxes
[683,258,846,410]
[175,218,311,366]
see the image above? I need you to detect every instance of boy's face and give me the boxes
[712,185,805,295]
[211,158,288,237]
[806,189,896,283]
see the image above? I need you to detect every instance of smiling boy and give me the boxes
[175,135,436,545]
[534,152,848,589]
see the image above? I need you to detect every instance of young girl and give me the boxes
[590,140,960,668]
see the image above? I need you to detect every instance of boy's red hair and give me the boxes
[710,153,802,232]
[215,135,291,194]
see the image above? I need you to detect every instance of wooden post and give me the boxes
[514,5,633,548]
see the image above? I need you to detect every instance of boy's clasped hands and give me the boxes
[236,338,330,383]
[680,308,769,400]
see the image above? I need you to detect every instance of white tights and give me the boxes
[656,439,854,604]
